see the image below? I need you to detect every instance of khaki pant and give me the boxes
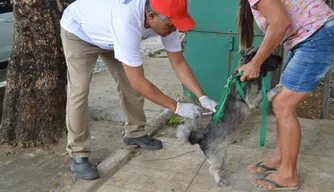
[61,28,147,158]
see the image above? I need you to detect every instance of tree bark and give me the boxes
[0,0,73,146]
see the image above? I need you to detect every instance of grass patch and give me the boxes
[92,116,103,121]
[167,116,185,126]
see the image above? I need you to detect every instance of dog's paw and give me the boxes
[246,91,263,109]
[247,104,257,109]
[217,179,228,187]
[267,84,282,102]
[274,84,282,91]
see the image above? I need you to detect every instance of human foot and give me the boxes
[248,159,281,173]
[253,171,299,190]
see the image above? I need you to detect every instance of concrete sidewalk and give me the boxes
[0,57,182,192]
[96,115,334,192]
[2,54,332,192]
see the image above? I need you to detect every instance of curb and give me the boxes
[66,149,132,192]
[147,109,174,137]
[147,96,195,137]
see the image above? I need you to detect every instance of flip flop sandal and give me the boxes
[253,178,299,191]
[248,161,277,174]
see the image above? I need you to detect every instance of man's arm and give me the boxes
[166,51,205,98]
[122,63,178,112]
[122,63,205,119]
[166,51,218,112]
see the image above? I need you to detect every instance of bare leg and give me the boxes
[254,86,309,189]
[249,84,283,173]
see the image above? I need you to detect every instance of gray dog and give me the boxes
[176,47,283,187]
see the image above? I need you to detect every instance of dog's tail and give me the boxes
[176,119,205,145]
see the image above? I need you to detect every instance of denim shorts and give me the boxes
[281,19,334,92]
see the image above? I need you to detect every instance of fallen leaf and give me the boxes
[114,178,122,182]
[53,183,60,188]
[93,116,102,121]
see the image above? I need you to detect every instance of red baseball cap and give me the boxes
[150,0,196,32]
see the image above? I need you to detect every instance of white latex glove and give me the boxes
[175,102,203,119]
[199,95,218,113]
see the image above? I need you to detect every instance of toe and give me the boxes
[254,179,275,189]
[248,164,255,171]
[249,163,264,173]
[248,163,259,172]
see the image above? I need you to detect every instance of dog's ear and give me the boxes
[246,46,259,56]
[240,46,259,57]
[239,49,246,56]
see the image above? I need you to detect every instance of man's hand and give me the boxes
[199,95,218,112]
[175,102,203,119]
[238,59,261,82]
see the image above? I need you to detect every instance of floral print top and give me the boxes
[249,0,334,49]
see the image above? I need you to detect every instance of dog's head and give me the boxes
[238,46,283,77]
[231,46,283,109]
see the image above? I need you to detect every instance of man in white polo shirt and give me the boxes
[60,0,217,180]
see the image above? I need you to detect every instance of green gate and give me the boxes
[183,0,283,102]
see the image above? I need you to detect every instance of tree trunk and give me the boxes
[0,0,73,146]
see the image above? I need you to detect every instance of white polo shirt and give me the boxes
[60,0,181,67]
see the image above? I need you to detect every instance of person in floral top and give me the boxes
[237,0,334,190]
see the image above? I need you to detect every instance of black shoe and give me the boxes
[123,134,163,150]
[69,157,100,180]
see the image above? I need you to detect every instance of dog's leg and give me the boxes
[267,84,282,102]
[254,91,263,106]
[209,164,228,187]
[208,158,228,187]
[246,83,281,108]
[246,91,263,109]
[245,82,264,108]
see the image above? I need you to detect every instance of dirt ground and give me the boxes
[297,77,334,120]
